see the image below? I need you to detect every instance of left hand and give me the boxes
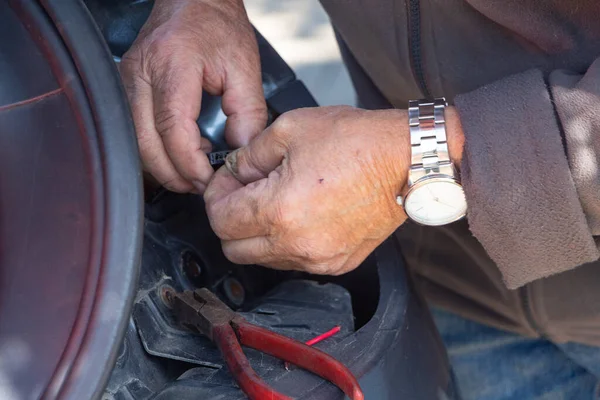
[120,0,266,194]
[204,106,411,275]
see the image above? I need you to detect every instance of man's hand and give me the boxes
[204,106,412,275]
[120,0,267,193]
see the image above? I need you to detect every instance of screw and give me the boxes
[159,285,175,308]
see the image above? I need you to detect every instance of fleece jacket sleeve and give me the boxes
[454,66,600,289]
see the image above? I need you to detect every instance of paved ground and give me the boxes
[245,0,355,106]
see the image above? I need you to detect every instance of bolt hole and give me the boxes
[181,251,206,286]
[222,277,246,308]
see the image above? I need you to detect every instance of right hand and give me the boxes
[120,0,267,193]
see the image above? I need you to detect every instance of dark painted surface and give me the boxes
[0,3,58,106]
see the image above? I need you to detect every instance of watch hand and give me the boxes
[427,186,441,202]
[435,199,456,210]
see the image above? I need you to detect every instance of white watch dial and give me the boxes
[404,180,467,226]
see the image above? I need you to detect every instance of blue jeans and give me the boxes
[432,308,600,400]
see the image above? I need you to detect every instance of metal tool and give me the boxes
[171,288,364,400]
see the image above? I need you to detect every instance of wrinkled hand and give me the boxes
[204,106,411,275]
[120,0,267,193]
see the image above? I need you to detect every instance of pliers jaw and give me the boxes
[171,289,239,342]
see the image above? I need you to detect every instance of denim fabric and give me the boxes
[432,308,600,400]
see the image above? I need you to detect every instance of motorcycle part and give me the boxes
[208,150,232,169]
[0,1,142,399]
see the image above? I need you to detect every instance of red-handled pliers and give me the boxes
[171,288,364,400]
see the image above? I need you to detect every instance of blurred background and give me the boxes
[244,0,356,106]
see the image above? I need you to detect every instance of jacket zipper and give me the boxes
[407,0,432,99]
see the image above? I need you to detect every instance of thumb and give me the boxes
[221,61,268,148]
[225,124,288,184]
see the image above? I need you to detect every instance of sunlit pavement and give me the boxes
[245,0,355,106]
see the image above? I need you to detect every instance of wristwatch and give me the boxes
[398,98,467,226]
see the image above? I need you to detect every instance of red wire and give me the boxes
[285,326,341,370]
[305,326,341,346]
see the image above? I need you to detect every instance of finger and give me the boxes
[225,124,288,184]
[222,56,268,148]
[204,167,274,240]
[221,237,280,266]
[124,74,194,193]
[200,137,213,153]
[152,63,214,188]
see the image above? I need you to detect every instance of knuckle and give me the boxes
[244,103,269,128]
[120,50,143,75]
[135,127,154,147]
[270,112,296,137]
[209,222,227,241]
[146,32,182,57]
[330,106,358,125]
[139,147,162,171]
[330,105,355,114]
[306,261,333,275]
[235,147,265,177]
[270,108,316,141]
[204,195,221,220]
[154,109,182,138]
[121,44,154,82]
[160,176,192,193]
[122,78,145,101]
[270,194,298,229]
[289,236,334,265]
[205,199,235,241]
[211,221,231,241]
[307,253,348,276]
[329,258,351,276]
[221,243,241,264]
[137,143,163,170]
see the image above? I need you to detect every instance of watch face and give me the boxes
[404,179,467,226]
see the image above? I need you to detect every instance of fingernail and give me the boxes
[225,149,240,176]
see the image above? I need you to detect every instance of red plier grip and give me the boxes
[215,320,364,400]
[212,324,286,399]
[172,289,364,400]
